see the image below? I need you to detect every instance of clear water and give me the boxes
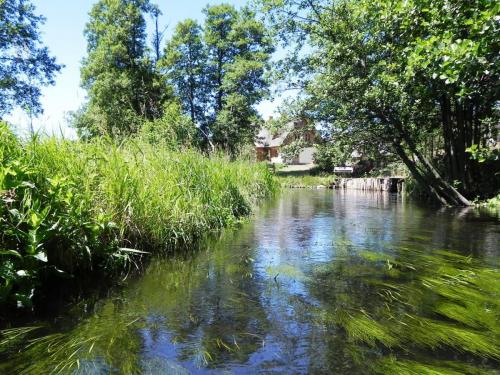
[1,190,499,374]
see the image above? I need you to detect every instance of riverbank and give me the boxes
[0,123,277,310]
[480,194,500,208]
[277,174,336,189]
[277,173,406,192]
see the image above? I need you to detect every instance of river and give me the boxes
[1,190,499,374]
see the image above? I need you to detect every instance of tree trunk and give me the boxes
[441,94,458,180]
[215,50,224,113]
[413,148,471,206]
[392,142,449,205]
[389,115,471,206]
[454,98,466,187]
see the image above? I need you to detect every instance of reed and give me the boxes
[0,123,278,308]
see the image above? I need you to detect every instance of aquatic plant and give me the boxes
[0,230,269,374]
[309,247,500,374]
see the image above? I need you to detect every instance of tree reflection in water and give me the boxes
[0,190,498,374]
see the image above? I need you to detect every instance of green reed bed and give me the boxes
[0,123,277,309]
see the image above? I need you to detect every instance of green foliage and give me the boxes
[466,144,500,163]
[313,142,351,173]
[138,102,197,148]
[160,4,274,153]
[277,174,336,188]
[75,0,171,138]
[0,123,119,308]
[0,122,277,308]
[257,0,499,203]
[0,0,62,116]
[161,19,208,127]
[212,92,262,154]
[205,4,274,153]
[481,194,500,208]
[280,137,307,161]
[76,1,274,151]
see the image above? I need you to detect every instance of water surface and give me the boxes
[1,190,499,374]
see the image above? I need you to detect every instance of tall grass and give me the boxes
[0,123,277,308]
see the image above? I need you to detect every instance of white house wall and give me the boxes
[298,147,316,164]
[271,155,284,164]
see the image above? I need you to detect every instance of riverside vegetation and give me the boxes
[0,1,499,372]
[0,122,277,310]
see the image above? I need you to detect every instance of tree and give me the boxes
[161,19,208,128]
[257,0,499,205]
[203,4,274,154]
[149,4,165,63]
[0,0,61,120]
[139,102,197,148]
[76,0,170,138]
[160,5,274,153]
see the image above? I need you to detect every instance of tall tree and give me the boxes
[204,4,274,154]
[76,0,169,138]
[161,19,208,127]
[149,4,165,63]
[257,0,499,205]
[0,0,61,122]
[160,5,274,153]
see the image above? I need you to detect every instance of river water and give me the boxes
[1,190,499,374]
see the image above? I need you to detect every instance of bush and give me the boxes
[313,142,351,173]
[138,102,198,148]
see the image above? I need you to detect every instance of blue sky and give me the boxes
[8,0,282,136]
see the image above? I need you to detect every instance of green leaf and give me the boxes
[118,248,150,254]
[0,250,22,258]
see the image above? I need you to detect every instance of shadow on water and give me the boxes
[0,190,499,374]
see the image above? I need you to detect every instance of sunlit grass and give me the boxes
[0,123,278,308]
[277,174,336,188]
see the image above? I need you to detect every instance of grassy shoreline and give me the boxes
[277,174,337,188]
[0,123,277,309]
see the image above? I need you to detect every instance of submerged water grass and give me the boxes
[0,122,277,309]
[2,239,498,374]
[310,247,500,374]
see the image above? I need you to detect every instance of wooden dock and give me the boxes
[335,177,406,193]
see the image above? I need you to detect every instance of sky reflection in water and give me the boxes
[1,190,499,374]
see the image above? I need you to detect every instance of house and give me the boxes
[255,119,320,164]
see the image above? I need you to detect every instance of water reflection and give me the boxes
[0,190,498,374]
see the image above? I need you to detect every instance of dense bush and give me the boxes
[0,122,277,309]
[313,143,350,173]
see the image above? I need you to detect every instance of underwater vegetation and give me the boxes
[1,242,498,374]
[309,247,500,374]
